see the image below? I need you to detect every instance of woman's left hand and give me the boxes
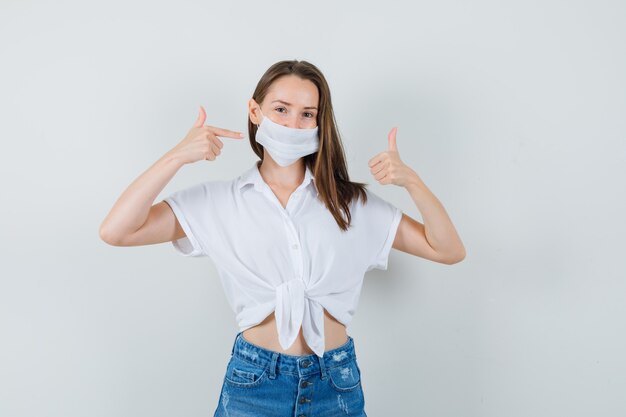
[368,127,422,188]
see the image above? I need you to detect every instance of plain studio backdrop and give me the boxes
[1,0,625,416]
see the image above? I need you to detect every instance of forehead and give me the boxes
[266,75,319,108]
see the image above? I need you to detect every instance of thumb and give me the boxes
[388,127,398,151]
[194,105,207,128]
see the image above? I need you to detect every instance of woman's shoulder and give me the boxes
[350,186,386,209]
[351,186,402,222]
[165,177,235,204]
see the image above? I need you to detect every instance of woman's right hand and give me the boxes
[168,105,245,165]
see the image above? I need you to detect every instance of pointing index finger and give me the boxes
[208,126,245,139]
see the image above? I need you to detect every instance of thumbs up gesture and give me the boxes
[368,127,419,187]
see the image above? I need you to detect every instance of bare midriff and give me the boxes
[242,308,348,356]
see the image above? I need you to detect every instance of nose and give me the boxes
[287,118,316,129]
[281,116,299,129]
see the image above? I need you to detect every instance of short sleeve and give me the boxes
[364,189,403,271]
[163,182,211,257]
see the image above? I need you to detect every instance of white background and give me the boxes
[1,0,625,416]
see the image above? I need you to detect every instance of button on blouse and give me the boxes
[163,161,403,357]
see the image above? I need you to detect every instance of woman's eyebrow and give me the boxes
[271,99,318,110]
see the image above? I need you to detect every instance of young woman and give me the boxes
[100,59,465,417]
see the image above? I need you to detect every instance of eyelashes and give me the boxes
[275,107,315,118]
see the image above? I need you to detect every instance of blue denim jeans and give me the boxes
[213,331,368,417]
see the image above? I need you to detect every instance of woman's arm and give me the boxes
[99,106,243,247]
[98,152,185,246]
[369,127,466,265]
[393,181,466,264]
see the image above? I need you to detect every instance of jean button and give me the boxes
[301,359,312,367]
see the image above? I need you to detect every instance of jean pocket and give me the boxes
[327,359,362,392]
[224,355,269,388]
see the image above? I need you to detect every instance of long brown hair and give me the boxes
[247,59,369,232]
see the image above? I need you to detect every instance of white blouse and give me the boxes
[163,161,403,357]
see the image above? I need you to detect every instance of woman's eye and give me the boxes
[275,107,315,118]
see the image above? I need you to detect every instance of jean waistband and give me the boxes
[230,331,357,379]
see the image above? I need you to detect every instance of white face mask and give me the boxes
[255,108,319,167]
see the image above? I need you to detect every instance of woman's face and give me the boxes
[250,75,319,129]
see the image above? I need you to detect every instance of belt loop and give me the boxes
[231,332,240,356]
[269,352,279,379]
[318,354,327,380]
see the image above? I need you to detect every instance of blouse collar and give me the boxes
[238,161,319,197]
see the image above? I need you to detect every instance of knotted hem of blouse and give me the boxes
[274,278,326,358]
